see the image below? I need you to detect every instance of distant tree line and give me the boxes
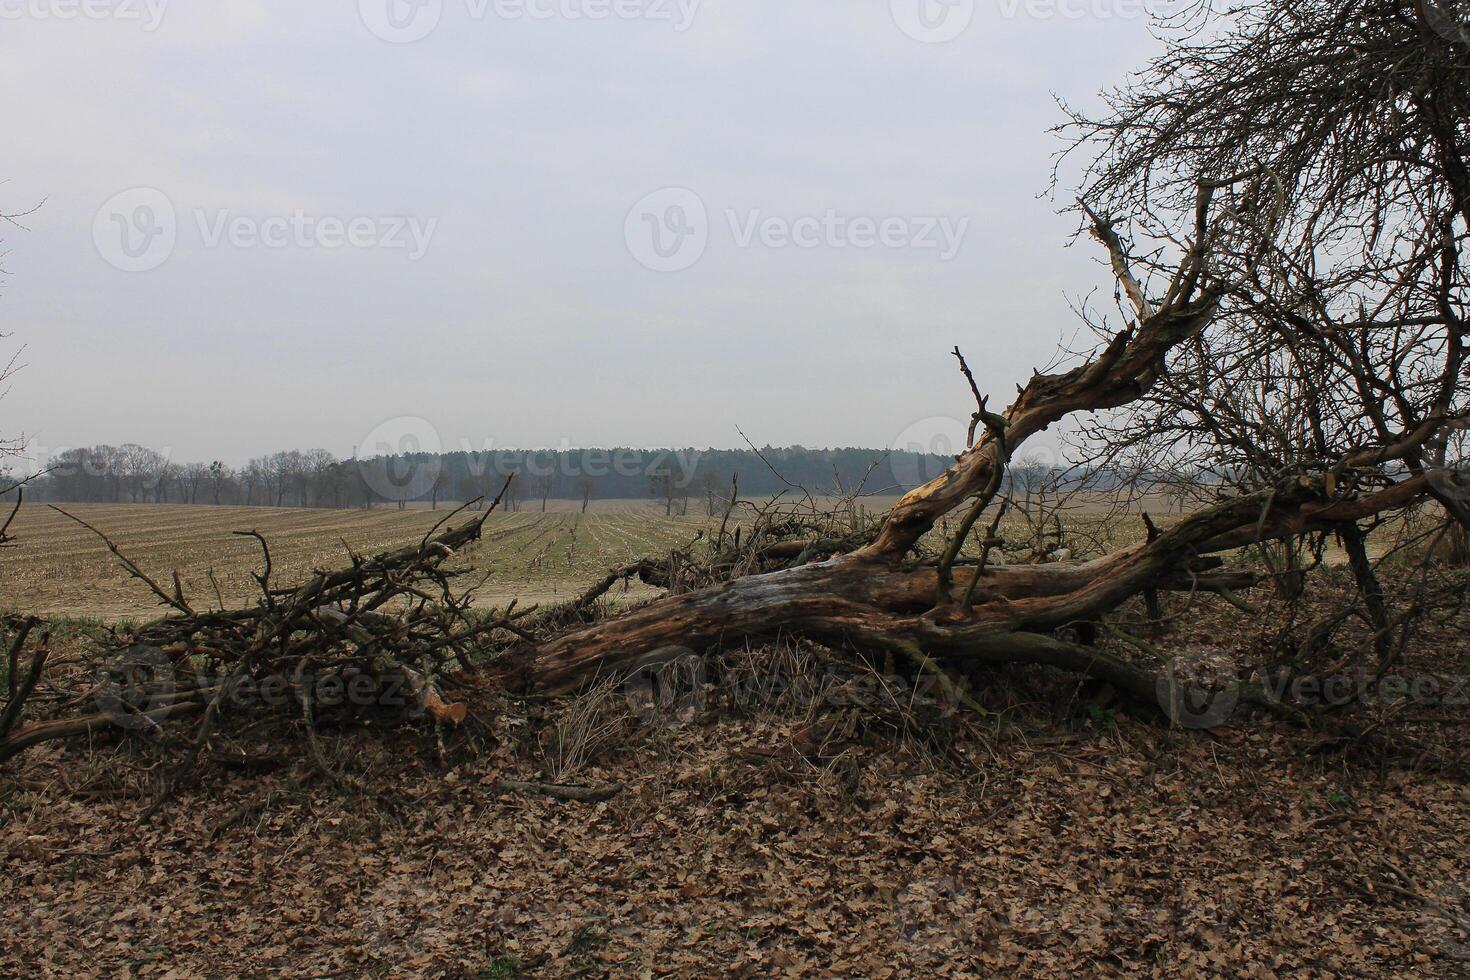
[16,444,971,512]
[30,446,351,508]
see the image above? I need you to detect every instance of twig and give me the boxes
[497,779,623,803]
[0,487,22,546]
[1,621,45,739]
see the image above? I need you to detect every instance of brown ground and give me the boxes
[2,507,1465,976]
[4,586,1470,977]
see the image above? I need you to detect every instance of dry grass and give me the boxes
[0,493,1435,623]
[0,503,717,621]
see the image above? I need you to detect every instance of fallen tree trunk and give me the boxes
[499,198,1456,704]
[508,473,1427,694]
[2,188,1459,768]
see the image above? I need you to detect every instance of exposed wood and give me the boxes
[497,780,624,803]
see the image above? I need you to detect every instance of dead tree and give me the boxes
[3,9,1467,763]
[534,472,556,512]
[0,488,20,548]
[1,194,43,541]
[1059,0,1470,666]
[1061,0,1469,520]
[499,184,1460,700]
[649,458,679,516]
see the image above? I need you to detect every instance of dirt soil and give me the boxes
[3,564,1469,977]
[4,691,1470,974]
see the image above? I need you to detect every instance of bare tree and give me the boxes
[459,473,484,510]
[502,468,522,512]
[0,192,41,477]
[208,460,232,505]
[649,457,679,516]
[240,457,266,506]
[578,475,595,514]
[176,462,206,504]
[116,444,166,503]
[302,448,338,508]
[1059,0,1470,661]
[154,461,182,503]
[695,469,722,517]
[0,342,22,469]
[534,472,557,512]
[0,191,43,544]
[1061,0,1469,510]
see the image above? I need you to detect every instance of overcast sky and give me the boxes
[0,0,1171,468]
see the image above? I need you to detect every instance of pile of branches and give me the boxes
[555,484,886,622]
[0,487,532,767]
[0,478,879,771]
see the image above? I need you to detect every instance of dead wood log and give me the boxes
[0,700,206,766]
[3,186,1457,767]
[505,469,1378,694]
[496,779,623,803]
[1,619,46,739]
[501,198,1449,710]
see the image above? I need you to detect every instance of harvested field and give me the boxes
[0,498,1407,622]
[0,503,722,621]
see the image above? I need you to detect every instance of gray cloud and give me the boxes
[1,0,1166,466]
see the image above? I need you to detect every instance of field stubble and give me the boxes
[0,495,1390,622]
[0,503,719,621]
